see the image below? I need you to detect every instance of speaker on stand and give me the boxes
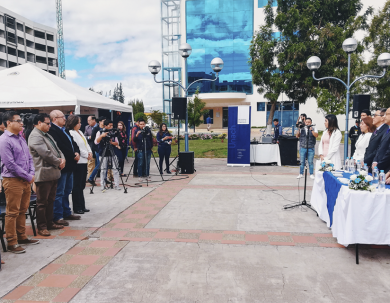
[352,95,370,119]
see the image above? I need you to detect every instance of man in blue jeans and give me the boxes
[87,117,106,186]
[135,119,153,182]
[296,117,318,180]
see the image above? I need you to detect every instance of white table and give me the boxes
[250,144,281,166]
[310,171,330,226]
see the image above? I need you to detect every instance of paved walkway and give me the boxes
[1,159,390,303]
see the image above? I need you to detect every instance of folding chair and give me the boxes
[26,193,37,236]
[0,208,6,252]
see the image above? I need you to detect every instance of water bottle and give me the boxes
[379,170,386,192]
[363,163,368,172]
[349,157,354,174]
[373,167,379,185]
[344,157,349,172]
[356,160,361,174]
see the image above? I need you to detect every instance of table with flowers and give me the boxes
[310,164,390,263]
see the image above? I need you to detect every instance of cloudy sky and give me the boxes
[2,0,163,110]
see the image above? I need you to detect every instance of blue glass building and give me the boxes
[186,0,254,96]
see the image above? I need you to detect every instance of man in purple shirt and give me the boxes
[0,111,39,254]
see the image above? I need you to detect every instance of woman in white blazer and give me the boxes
[66,115,92,214]
[318,114,342,170]
[352,117,374,163]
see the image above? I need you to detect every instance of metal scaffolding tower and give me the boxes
[55,0,66,79]
[161,0,181,125]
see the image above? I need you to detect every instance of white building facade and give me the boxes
[0,6,58,76]
[161,0,386,131]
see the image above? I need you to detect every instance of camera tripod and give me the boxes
[89,139,128,194]
[167,119,181,175]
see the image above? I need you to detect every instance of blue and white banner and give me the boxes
[227,106,251,166]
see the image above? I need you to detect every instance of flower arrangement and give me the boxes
[349,171,375,192]
[319,159,335,172]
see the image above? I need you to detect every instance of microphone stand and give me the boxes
[284,124,316,212]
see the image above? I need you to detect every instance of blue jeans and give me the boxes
[88,151,100,181]
[300,148,314,175]
[137,150,152,177]
[53,171,73,221]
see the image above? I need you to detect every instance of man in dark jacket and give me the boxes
[48,110,81,225]
[135,119,153,182]
[372,108,390,173]
[131,121,140,177]
[349,120,361,157]
[87,116,106,185]
[364,108,387,170]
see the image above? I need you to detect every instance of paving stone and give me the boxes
[22,273,49,286]
[20,286,63,301]
[53,254,74,264]
[53,264,89,275]
[177,232,200,239]
[268,235,293,243]
[69,276,93,288]
[93,256,113,265]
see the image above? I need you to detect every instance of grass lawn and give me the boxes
[151,139,228,158]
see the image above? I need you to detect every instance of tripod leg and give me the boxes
[152,151,164,181]
[108,145,128,193]
[90,144,110,194]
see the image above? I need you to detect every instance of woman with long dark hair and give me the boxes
[66,115,92,214]
[318,114,342,170]
[156,123,172,174]
[117,121,128,176]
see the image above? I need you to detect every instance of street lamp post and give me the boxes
[148,44,224,152]
[307,38,390,161]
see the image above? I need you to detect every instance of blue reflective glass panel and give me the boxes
[257,102,265,111]
[258,0,277,8]
[186,0,254,95]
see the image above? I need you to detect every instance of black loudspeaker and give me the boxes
[179,151,194,174]
[352,95,370,118]
[172,97,187,119]
[278,135,299,166]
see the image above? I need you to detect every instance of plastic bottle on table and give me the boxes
[363,163,368,172]
[344,157,349,172]
[349,157,354,174]
[379,170,386,192]
[373,167,379,185]
[356,160,361,174]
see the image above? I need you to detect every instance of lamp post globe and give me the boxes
[211,57,224,73]
[148,60,161,75]
[377,53,390,68]
[342,38,358,53]
[179,43,192,58]
[307,56,321,71]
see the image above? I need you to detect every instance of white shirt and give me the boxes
[69,130,92,164]
[352,132,372,163]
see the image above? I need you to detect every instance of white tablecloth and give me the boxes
[250,144,281,166]
[309,171,330,226]
[332,187,390,246]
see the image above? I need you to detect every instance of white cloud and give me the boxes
[1,0,163,107]
[65,69,79,80]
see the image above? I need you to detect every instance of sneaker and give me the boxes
[114,186,122,191]
[101,187,107,193]
[297,174,303,179]
[105,179,112,185]
[138,178,144,182]
[166,171,172,174]
[7,244,26,254]
[310,174,315,180]
[18,239,40,245]
[64,214,81,220]
[87,179,97,186]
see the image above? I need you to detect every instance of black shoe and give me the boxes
[166,171,172,174]
[75,210,84,214]
[83,209,90,212]
[105,179,112,185]
[87,179,97,186]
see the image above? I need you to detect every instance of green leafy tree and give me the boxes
[89,87,103,95]
[150,110,166,127]
[129,99,145,116]
[187,88,209,132]
[363,0,390,108]
[134,112,148,123]
[111,83,125,103]
[271,0,372,114]
[249,3,285,125]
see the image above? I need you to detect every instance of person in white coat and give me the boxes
[66,115,92,214]
[352,116,375,163]
[318,114,342,170]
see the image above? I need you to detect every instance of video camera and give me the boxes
[20,113,37,126]
[140,125,151,134]
[102,128,119,140]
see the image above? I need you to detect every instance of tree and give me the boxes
[187,88,209,132]
[150,110,166,127]
[270,0,371,114]
[363,0,390,108]
[134,112,148,123]
[128,99,145,116]
[249,3,285,125]
[111,83,125,103]
[89,87,103,95]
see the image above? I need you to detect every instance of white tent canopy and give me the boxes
[0,63,132,115]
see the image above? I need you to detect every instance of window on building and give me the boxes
[0,15,4,24]
[25,26,33,35]
[9,61,17,68]
[0,30,4,38]
[48,58,57,67]
[7,47,17,57]
[186,0,254,95]
[257,102,266,111]
[203,109,214,124]
[17,22,24,31]
[17,50,25,59]
[46,33,54,41]
[0,45,5,53]
[34,30,45,39]
[27,52,35,63]
[26,40,34,48]
[17,37,24,45]
[35,43,46,52]
[36,55,47,64]
[47,46,55,54]
[6,32,16,44]
[49,70,56,76]
[5,15,15,29]
[266,102,300,127]
[0,59,6,67]
[258,0,277,8]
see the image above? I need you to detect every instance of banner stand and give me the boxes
[227,105,251,167]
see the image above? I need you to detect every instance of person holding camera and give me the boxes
[117,121,128,176]
[67,115,93,214]
[156,123,172,174]
[135,118,153,182]
[87,116,106,186]
[296,117,318,179]
[95,120,121,191]
[296,114,307,130]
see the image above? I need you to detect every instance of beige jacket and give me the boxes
[28,127,65,182]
